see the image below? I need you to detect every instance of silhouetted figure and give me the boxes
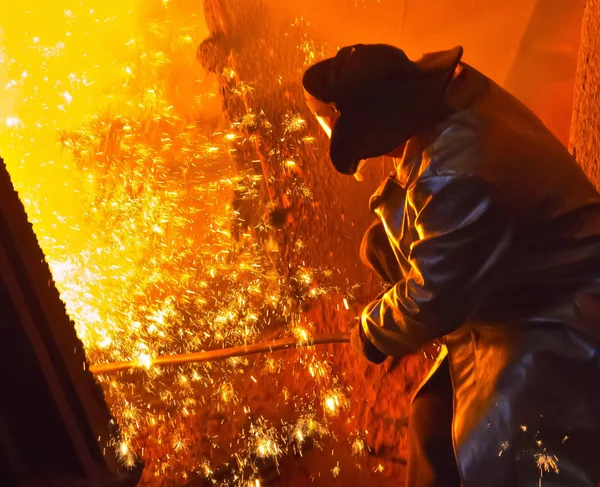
[303,43,600,486]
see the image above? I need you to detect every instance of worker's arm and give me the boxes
[360,174,513,360]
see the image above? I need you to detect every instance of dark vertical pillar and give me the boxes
[0,158,143,486]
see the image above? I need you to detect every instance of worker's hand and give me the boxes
[350,324,387,364]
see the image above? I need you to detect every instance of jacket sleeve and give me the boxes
[361,174,513,357]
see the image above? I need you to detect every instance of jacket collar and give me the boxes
[367,133,431,213]
[369,64,489,213]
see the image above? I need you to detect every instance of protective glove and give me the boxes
[350,323,387,364]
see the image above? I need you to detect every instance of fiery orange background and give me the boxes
[0,0,583,485]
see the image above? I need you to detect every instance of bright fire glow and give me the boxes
[0,0,353,484]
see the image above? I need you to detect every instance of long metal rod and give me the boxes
[90,332,351,375]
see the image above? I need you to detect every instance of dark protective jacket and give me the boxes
[361,64,600,486]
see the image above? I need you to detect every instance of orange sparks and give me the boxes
[0,1,353,484]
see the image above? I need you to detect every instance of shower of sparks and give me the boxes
[250,419,281,460]
[323,389,348,416]
[283,112,307,134]
[289,413,327,451]
[0,0,357,484]
[536,453,560,476]
[350,433,367,457]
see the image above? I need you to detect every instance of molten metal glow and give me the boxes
[316,115,333,138]
[0,0,356,484]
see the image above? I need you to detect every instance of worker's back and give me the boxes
[428,64,600,333]
[409,65,600,486]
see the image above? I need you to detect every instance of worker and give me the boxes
[302,44,600,487]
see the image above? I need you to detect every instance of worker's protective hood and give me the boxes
[302,44,463,175]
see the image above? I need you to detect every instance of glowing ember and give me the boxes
[325,396,338,412]
[5,116,22,128]
[292,323,312,343]
[324,390,348,415]
[137,352,153,370]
